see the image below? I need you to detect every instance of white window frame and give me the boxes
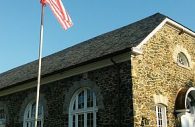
[187,96,195,116]
[23,100,44,127]
[156,104,167,127]
[69,88,98,127]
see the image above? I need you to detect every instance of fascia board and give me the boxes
[132,18,195,55]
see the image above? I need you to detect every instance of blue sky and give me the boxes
[0,0,195,73]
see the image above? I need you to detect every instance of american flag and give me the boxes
[41,0,73,30]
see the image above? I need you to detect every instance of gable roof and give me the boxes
[0,13,166,89]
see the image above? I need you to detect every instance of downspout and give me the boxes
[110,58,122,127]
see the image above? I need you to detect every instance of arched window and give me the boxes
[173,45,192,69]
[0,105,6,126]
[156,104,167,127]
[23,100,44,127]
[177,52,189,67]
[69,88,98,127]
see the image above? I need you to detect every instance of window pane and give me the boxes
[87,90,93,107]
[78,114,84,127]
[73,115,75,127]
[31,102,36,118]
[27,109,31,118]
[73,100,76,110]
[177,52,189,66]
[78,91,84,109]
[27,121,34,127]
[87,113,93,127]
[26,122,29,127]
[37,120,42,127]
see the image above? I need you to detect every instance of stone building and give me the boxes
[0,13,194,127]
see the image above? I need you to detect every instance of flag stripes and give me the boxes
[42,0,73,30]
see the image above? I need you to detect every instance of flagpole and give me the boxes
[35,3,45,127]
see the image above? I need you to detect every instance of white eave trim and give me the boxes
[132,18,195,53]
[166,18,195,37]
[131,47,143,55]
[136,18,168,49]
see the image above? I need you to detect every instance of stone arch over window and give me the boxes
[63,79,104,114]
[19,93,47,127]
[0,102,9,127]
[173,45,192,68]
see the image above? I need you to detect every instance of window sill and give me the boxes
[177,63,191,70]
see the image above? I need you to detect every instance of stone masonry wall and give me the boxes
[132,24,195,127]
[0,61,133,127]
